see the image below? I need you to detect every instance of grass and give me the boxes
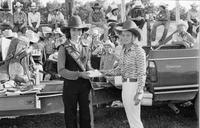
[0,105,197,128]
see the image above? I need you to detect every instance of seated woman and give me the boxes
[171,20,194,48]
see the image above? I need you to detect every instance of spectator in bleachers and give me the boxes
[106,5,119,24]
[127,0,145,29]
[0,1,13,31]
[28,2,41,32]
[89,3,106,29]
[48,4,65,30]
[42,27,55,58]
[187,3,200,37]
[13,2,27,34]
[151,3,170,45]
[171,20,194,48]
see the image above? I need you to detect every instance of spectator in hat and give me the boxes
[28,2,41,32]
[106,5,120,24]
[187,3,200,37]
[127,0,146,29]
[100,40,118,70]
[48,4,65,30]
[26,30,44,81]
[53,27,66,50]
[42,27,55,58]
[171,20,194,48]
[151,3,170,45]
[2,29,17,39]
[58,15,93,128]
[89,3,106,28]
[0,1,13,31]
[13,2,27,34]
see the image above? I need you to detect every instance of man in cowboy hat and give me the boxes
[89,2,106,28]
[26,30,45,81]
[187,3,200,37]
[28,2,41,32]
[47,3,65,30]
[106,5,120,24]
[151,3,170,45]
[13,2,27,34]
[58,15,94,128]
[0,1,13,31]
[171,20,194,48]
[127,0,146,29]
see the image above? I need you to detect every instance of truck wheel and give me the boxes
[194,93,199,119]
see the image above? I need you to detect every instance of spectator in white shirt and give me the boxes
[48,5,65,30]
[28,2,41,32]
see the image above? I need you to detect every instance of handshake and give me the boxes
[78,70,103,79]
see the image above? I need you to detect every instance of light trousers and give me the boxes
[122,81,144,128]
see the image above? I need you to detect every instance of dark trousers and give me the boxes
[63,79,91,128]
[151,20,170,44]
[13,23,27,34]
[187,19,199,37]
[133,19,145,29]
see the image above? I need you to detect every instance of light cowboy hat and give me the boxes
[2,29,18,38]
[14,2,23,8]
[159,3,168,8]
[42,26,52,36]
[191,3,198,7]
[92,3,102,10]
[30,2,37,9]
[177,20,189,30]
[110,5,119,12]
[61,15,89,32]
[132,0,144,8]
[25,30,39,43]
[115,20,141,41]
[53,28,64,36]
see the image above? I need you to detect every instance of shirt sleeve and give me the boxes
[36,12,41,28]
[135,47,146,93]
[57,45,80,80]
[28,13,32,27]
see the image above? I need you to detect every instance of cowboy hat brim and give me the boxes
[0,8,10,11]
[61,25,89,33]
[115,26,141,40]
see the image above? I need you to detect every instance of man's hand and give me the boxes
[79,72,90,79]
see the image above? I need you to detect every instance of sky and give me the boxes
[40,0,200,10]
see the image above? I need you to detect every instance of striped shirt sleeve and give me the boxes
[135,47,146,93]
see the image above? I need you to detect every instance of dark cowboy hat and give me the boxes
[115,20,141,41]
[61,15,89,33]
[0,1,10,11]
[92,3,102,10]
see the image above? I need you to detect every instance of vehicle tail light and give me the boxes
[148,61,157,82]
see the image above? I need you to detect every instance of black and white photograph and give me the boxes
[0,0,199,128]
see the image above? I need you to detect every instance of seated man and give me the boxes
[28,2,41,32]
[13,2,27,34]
[89,3,107,30]
[187,3,200,37]
[48,5,65,30]
[106,5,119,24]
[127,0,145,29]
[0,1,13,31]
[171,20,194,48]
[151,3,170,45]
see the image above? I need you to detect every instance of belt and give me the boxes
[122,78,137,82]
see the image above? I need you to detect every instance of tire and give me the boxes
[194,93,199,119]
